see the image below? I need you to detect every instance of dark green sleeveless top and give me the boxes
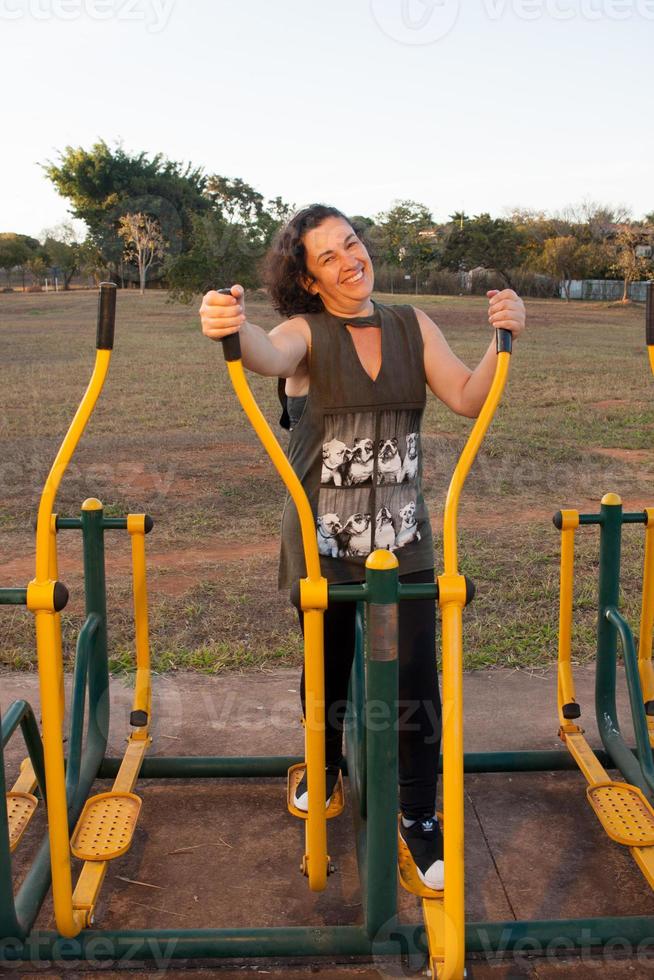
[278,301,434,589]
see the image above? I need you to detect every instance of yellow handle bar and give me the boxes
[33,284,116,938]
[439,328,512,980]
[218,305,329,892]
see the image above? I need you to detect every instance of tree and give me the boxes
[610,223,653,303]
[441,213,524,288]
[41,222,82,289]
[375,201,438,291]
[118,213,166,294]
[0,233,39,286]
[166,211,264,302]
[26,254,48,287]
[43,141,208,275]
[536,237,594,301]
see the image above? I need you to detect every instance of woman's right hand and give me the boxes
[199,285,246,341]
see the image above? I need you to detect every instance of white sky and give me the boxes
[1,0,652,239]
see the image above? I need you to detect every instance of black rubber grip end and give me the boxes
[496,328,512,354]
[553,511,563,530]
[647,283,654,347]
[96,282,117,350]
[53,581,69,612]
[646,700,654,717]
[130,709,148,727]
[144,515,154,534]
[217,287,242,362]
[222,332,242,362]
[464,575,475,606]
[562,702,581,720]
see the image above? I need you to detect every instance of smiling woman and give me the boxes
[199,202,526,891]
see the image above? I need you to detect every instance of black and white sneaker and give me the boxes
[293,764,341,812]
[399,815,444,891]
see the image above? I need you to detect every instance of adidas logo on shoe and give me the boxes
[400,814,444,891]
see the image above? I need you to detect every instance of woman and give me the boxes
[200,204,526,890]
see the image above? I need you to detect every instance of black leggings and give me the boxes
[293,568,441,820]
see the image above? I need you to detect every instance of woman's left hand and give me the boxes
[486,289,526,340]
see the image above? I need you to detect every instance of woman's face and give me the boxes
[302,216,374,313]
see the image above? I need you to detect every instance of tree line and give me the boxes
[1,141,652,302]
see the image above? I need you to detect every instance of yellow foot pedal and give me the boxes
[71,792,141,860]
[7,792,38,852]
[397,813,443,898]
[587,781,654,846]
[287,763,344,820]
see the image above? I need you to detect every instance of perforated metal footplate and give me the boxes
[587,781,654,846]
[71,792,141,860]
[7,792,38,852]
[287,763,344,820]
[397,813,444,898]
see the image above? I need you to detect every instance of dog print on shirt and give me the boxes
[317,410,426,561]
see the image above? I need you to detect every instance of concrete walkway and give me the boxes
[2,665,654,978]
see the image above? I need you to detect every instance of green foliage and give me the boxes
[0,233,40,277]
[43,140,208,267]
[165,211,262,301]
[374,200,437,274]
[166,176,291,300]
[441,213,524,287]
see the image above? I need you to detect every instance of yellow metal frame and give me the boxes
[27,336,155,935]
[556,504,654,891]
[556,509,580,731]
[31,349,112,938]
[224,358,329,891]
[428,348,512,980]
[638,509,654,740]
[127,514,152,736]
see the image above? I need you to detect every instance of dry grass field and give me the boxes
[0,288,652,674]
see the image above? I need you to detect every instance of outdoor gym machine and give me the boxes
[4,286,654,977]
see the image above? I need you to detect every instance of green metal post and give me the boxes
[0,708,21,939]
[74,502,110,809]
[363,558,399,939]
[595,495,651,796]
[345,605,367,819]
[1,700,46,801]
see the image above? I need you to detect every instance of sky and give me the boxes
[1,0,653,239]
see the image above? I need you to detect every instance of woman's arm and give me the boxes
[200,285,309,378]
[414,289,526,418]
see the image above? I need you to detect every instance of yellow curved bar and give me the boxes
[32,348,112,938]
[648,347,654,378]
[557,515,579,726]
[443,352,511,577]
[225,361,321,582]
[438,346,512,980]
[35,350,111,582]
[127,516,152,737]
[638,512,654,713]
[225,359,328,891]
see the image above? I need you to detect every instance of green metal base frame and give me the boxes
[97,748,630,779]
[1,917,654,964]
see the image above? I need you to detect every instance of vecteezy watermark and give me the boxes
[370,0,461,45]
[0,0,176,33]
[371,0,654,45]
[481,0,654,20]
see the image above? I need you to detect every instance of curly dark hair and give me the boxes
[263,204,364,318]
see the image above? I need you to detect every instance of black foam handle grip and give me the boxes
[217,287,242,362]
[647,283,654,347]
[496,328,512,354]
[96,282,117,350]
